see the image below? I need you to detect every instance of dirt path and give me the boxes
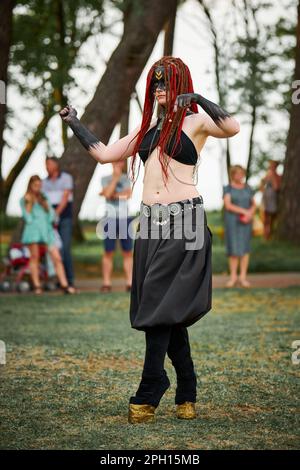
[75,272,300,292]
[1,273,299,296]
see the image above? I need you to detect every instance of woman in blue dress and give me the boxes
[20,175,75,294]
[223,165,256,288]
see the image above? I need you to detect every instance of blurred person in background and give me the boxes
[42,156,76,291]
[99,160,133,293]
[20,175,76,294]
[259,159,282,240]
[223,165,256,288]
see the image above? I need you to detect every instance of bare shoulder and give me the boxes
[133,117,157,134]
[185,112,206,130]
[184,112,207,137]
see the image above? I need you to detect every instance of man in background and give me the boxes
[99,160,133,293]
[42,156,76,292]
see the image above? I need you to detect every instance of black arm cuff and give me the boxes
[68,117,100,151]
[194,94,231,124]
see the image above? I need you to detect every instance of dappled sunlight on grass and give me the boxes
[0,288,299,449]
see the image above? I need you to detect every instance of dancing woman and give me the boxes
[59,56,240,423]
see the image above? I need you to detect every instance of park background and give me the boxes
[0,0,299,451]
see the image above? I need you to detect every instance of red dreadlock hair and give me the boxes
[129,56,199,191]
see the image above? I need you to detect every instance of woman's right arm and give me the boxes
[20,196,33,223]
[59,105,141,164]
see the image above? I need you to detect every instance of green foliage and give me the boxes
[9,0,107,104]
[197,0,297,179]
[223,0,297,176]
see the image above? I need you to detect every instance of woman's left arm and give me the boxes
[175,93,240,138]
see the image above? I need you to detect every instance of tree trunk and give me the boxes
[226,139,231,181]
[2,100,56,210]
[198,0,231,178]
[59,0,178,224]
[246,104,257,181]
[0,0,14,200]
[54,0,68,148]
[120,101,130,175]
[1,0,80,211]
[163,1,177,56]
[120,101,130,139]
[275,1,300,243]
[156,0,177,121]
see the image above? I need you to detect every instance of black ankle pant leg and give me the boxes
[167,325,197,404]
[167,325,195,377]
[130,325,172,407]
[142,325,172,377]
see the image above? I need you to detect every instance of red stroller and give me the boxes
[0,242,53,293]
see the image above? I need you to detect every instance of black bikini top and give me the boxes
[138,111,199,166]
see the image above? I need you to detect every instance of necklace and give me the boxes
[168,159,200,186]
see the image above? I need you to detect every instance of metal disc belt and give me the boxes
[141,196,203,225]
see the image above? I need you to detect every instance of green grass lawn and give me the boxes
[0,288,299,450]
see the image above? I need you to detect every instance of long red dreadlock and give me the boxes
[129,56,199,191]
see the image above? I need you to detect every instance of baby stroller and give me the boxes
[0,242,55,293]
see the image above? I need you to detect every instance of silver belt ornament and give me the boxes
[142,201,197,225]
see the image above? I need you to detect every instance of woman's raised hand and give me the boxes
[173,93,197,112]
[59,104,77,123]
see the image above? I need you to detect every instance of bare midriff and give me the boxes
[141,117,207,206]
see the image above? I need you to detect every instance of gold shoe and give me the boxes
[176,401,197,419]
[128,403,156,424]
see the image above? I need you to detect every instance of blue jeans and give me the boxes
[58,217,74,286]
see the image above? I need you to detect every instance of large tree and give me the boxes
[197,0,234,181]
[1,0,107,210]
[59,0,177,221]
[276,0,300,243]
[0,0,14,195]
[231,0,283,181]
